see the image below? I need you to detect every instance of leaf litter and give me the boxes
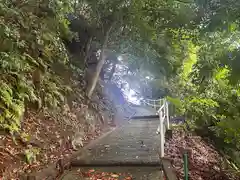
[165,129,240,180]
[80,169,133,180]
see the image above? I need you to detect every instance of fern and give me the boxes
[0,0,73,133]
[0,83,13,107]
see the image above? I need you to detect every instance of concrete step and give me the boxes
[131,115,159,119]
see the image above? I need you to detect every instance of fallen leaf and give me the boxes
[88,169,95,173]
[111,174,119,178]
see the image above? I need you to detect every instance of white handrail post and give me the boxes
[159,109,164,158]
[163,99,166,116]
[166,100,170,130]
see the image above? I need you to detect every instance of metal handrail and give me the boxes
[142,99,164,109]
[157,104,165,112]
[142,98,170,157]
[144,98,163,101]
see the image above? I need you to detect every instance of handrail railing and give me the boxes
[141,98,170,157]
[141,98,165,109]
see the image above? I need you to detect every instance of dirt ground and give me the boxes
[165,129,240,180]
[0,107,108,179]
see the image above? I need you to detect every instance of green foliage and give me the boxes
[72,0,240,169]
[0,81,25,133]
[20,132,31,142]
[147,2,240,168]
[2,0,240,170]
[24,147,40,164]
[167,26,240,166]
[0,0,73,133]
[180,42,198,81]
[166,96,185,115]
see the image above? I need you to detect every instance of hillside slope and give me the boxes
[0,1,120,179]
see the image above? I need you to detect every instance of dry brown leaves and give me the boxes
[81,169,133,180]
[165,129,240,180]
[0,102,110,179]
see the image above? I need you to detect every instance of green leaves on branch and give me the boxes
[166,14,240,166]
[0,82,25,134]
[0,0,73,133]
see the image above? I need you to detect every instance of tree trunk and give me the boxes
[86,25,114,98]
[83,36,93,70]
[73,0,78,14]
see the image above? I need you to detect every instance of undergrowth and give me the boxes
[0,0,75,134]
